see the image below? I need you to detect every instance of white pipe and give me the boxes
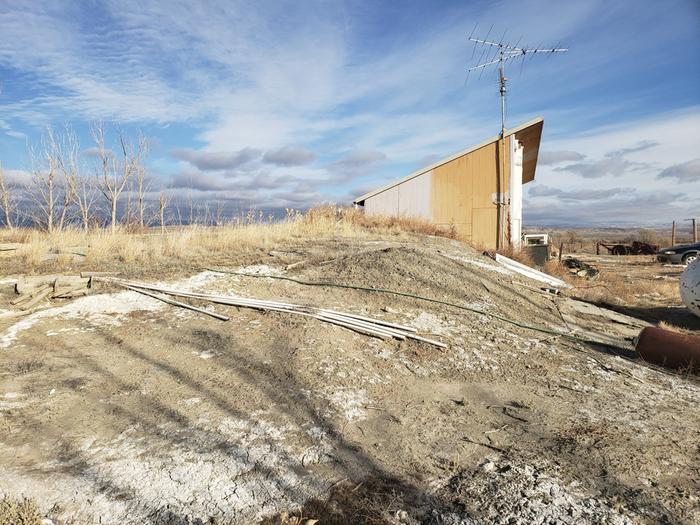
[509,136,523,249]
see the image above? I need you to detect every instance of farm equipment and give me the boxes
[596,241,658,256]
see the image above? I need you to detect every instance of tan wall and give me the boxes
[364,139,512,250]
[430,140,508,249]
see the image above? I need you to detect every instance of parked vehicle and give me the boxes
[657,241,700,265]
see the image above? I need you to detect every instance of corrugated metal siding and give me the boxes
[365,186,399,216]
[397,172,432,219]
[361,125,538,250]
[429,140,507,249]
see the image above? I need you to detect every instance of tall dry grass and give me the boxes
[0,206,461,272]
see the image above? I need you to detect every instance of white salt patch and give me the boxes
[237,264,283,276]
[3,392,23,399]
[0,271,222,349]
[0,392,29,411]
[326,388,368,421]
[410,312,458,336]
[3,417,334,524]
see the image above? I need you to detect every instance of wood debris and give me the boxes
[11,275,91,310]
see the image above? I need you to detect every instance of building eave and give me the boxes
[353,116,544,205]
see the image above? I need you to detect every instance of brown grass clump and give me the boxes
[657,321,695,335]
[0,206,461,275]
[541,258,681,308]
[0,496,42,525]
[497,244,536,268]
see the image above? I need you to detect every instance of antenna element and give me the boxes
[467,33,568,136]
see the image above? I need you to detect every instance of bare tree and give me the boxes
[57,128,99,231]
[46,125,85,231]
[26,135,60,233]
[187,177,194,226]
[134,165,150,228]
[158,191,170,234]
[214,200,223,226]
[92,122,148,233]
[0,161,16,230]
[73,172,99,231]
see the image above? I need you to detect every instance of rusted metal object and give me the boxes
[635,326,700,373]
[597,241,658,256]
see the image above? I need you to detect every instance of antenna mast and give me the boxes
[467,32,568,136]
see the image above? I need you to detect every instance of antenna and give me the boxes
[467,31,568,136]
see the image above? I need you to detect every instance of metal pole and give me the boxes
[499,48,507,137]
[671,220,676,246]
[694,218,697,243]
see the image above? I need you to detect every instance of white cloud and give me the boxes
[657,158,700,183]
[1,1,698,219]
[538,150,586,165]
[262,147,316,167]
[525,109,700,224]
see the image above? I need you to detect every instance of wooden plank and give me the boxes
[80,271,119,278]
[14,275,63,294]
[20,287,52,310]
[10,284,52,305]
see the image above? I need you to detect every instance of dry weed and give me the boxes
[0,496,42,525]
[0,206,461,273]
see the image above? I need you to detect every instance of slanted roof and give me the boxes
[353,116,543,205]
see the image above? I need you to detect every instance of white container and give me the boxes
[680,259,700,318]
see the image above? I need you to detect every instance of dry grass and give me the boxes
[0,496,42,525]
[542,258,681,308]
[2,207,683,313]
[0,206,461,274]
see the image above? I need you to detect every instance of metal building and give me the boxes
[353,117,543,250]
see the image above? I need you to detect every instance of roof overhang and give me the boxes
[354,116,544,205]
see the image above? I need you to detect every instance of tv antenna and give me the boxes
[467,27,568,136]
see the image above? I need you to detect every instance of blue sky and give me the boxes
[1,0,699,225]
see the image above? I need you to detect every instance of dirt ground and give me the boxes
[559,252,700,331]
[1,235,699,524]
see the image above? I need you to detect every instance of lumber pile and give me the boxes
[12,275,91,310]
[98,277,446,348]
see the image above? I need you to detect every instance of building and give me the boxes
[353,117,543,250]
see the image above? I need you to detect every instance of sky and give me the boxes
[0,0,699,226]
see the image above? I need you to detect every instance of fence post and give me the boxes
[671,220,676,246]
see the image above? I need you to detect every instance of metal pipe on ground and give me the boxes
[96,277,442,345]
[635,326,700,374]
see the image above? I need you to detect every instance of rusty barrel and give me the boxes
[635,327,700,373]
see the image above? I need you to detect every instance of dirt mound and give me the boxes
[303,244,564,340]
[313,246,494,295]
[0,236,698,524]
